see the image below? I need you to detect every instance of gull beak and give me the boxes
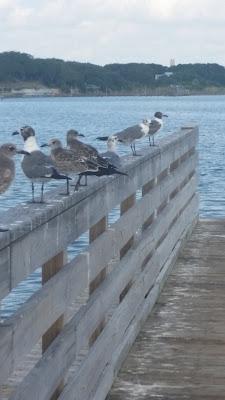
[40,143,49,148]
[78,133,85,137]
[163,114,168,117]
[16,150,30,155]
[12,131,20,136]
[96,136,109,141]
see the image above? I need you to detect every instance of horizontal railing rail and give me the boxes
[0,125,199,400]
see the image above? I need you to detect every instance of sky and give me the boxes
[0,0,225,66]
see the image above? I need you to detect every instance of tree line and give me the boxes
[1,52,225,94]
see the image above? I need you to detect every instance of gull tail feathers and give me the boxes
[43,168,72,180]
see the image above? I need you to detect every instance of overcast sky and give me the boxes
[0,0,224,66]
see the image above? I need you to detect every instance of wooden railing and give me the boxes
[0,126,199,400]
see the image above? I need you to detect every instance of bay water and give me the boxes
[0,95,224,317]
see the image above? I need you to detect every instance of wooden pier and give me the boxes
[0,126,198,399]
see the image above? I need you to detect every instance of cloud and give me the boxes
[0,0,225,65]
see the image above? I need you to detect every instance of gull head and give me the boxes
[107,136,118,151]
[0,143,29,157]
[42,138,63,151]
[154,112,168,119]
[142,119,151,126]
[12,126,36,141]
[67,129,85,144]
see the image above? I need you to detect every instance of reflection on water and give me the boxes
[1,95,225,317]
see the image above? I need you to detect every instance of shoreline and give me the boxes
[2,92,225,99]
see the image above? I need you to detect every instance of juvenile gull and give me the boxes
[12,126,70,202]
[66,129,126,186]
[0,143,27,231]
[147,111,168,146]
[0,143,27,194]
[67,129,110,169]
[42,138,99,191]
[96,119,150,156]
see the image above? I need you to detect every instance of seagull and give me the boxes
[66,129,127,186]
[0,143,28,231]
[96,119,150,156]
[41,138,99,191]
[0,143,27,195]
[67,129,110,168]
[147,112,168,146]
[12,126,70,202]
[100,136,121,168]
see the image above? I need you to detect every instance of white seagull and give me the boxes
[147,111,168,146]
[96,119,151,156]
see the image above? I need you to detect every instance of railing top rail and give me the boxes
[0,126,198,250]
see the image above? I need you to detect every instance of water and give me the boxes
[0,95,225,317]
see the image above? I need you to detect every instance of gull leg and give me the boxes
[71,174,87,187]
[60,177,70,196]
[130,143,134,155]
[74,175,82,191]
[32,182,35,203]
[40,183,45,203]
[132,142,141,156]
[66,178,70,195]
[149,136,152,146]
[152,135,158,147]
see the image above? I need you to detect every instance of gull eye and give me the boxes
[9,146,15,151]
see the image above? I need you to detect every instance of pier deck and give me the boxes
[108,219,225,400]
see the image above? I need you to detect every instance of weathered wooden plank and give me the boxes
[88,229,116,281]
[107,219,225,400]
[0,230,10,251]
[89,216,108,295]
[7,128,198,289]
[42,251,66,400]
[0,253,88,384]
[120,193,136,258]
[0,324,13,384]
[0,247,10,301]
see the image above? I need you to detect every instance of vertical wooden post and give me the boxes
[89,216,108,294]
[42,251,66,400]
[89,217,108,346]
[120,194,136,259]
[120,194,136,216]
[89,216,107,243]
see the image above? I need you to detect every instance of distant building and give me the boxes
[170,59,176,67]
[155,72,174,80]
[9,88,60,96]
